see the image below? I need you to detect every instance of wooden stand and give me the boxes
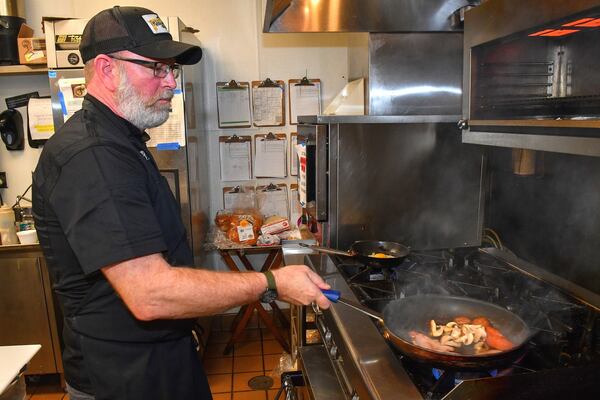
[218,246,290,355]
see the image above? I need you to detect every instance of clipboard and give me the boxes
[219,135,252,181]
[254,132,287,178]
[289,77,321,125]
[289,183,303,227]
[222,185,256,210]
[251,78,285,127]
[256,183,289,220]
[216,80,252,128]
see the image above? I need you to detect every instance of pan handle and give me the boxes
[298,243,354,257]
[321,290,384,323]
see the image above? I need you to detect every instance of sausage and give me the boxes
[454,316,472,324]
[472,316,491,327]
[485,326,515,351]
[409,331,455,353]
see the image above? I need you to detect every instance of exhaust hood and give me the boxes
[263,0,477,33]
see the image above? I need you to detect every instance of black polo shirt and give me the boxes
[32,95,210,399]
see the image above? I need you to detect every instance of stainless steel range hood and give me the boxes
[264,0,477,33]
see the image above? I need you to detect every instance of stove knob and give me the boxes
[324,330,332,344]
[329,345,338,359]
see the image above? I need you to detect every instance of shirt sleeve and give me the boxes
[49,144,167,275]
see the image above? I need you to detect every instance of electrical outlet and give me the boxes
[0,172,7,188]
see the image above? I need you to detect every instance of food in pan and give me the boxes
[409,316,515,355]
[368,252,394,258]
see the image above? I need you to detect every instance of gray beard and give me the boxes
[115,68,173,131]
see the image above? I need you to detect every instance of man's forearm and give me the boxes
[103,253,268,320]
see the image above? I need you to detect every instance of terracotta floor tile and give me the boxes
[269,373,281,389]
[205,342,233,358]
[262,354,281,372]
[207,373,232,394]
[262,340,284,355]
[232,390,267,400]
[260,328,275,340]
[233,372,265,392]
[29,393,65,400]
[212,393,232,400]
[222,313,241,330]
[233,355,264,373]
[238,328,262,342]
[234,340,262,356]
[203,357,233,374]
[209,331,233,344]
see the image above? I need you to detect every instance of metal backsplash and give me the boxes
[487,148,600,294]
[329,121,485,250]
[369,33,463,115]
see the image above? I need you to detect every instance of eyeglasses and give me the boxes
[108,55,180,79]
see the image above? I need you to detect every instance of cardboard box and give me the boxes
[17,24,47,65]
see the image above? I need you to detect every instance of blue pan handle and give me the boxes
[321,289,341,302]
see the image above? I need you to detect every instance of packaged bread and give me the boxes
[226,209,263,246]
[214,210,232,232]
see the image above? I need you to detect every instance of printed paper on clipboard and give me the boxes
[289,78,321,125]
[252,79,285,127]
[216,80,252,128]
[257,183,289,220]
[223,185,256,210]
[254,133,287,178]
[219,135,252,181]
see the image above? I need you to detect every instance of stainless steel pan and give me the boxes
[323,291,533,370]
[300,240,410,268]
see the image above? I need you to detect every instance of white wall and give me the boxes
[1,0,367,270]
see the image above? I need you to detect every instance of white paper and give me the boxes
[252,86,284,126]
[290,82,321,124]
[254,137,287,178]
[224,188,256,209]
[290,135,299,176]
[58,77,87,122]
[257,187,289,220]
[296,142,308,207]
[220,141,251,181]
[290,187,302,227]
[217,86,252,128]
[146,91,186,147]
[28,98,54,140]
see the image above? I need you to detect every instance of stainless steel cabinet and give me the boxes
[0,245,63,379]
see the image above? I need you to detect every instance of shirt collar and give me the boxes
[85,94,151,143]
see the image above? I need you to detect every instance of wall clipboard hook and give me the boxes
[264,183,281,191]
[229,185,242,193]
[295,76,314,86]
[225,134,244,143]
[223,79,241,89]
[265,132,279,140]
[259,78,279,88]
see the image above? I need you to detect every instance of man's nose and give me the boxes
[163,70,177,89]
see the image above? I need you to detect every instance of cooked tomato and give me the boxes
[485,326,515,351]
[472,316,491,327]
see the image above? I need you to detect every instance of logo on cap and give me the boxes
[142,14,168,34]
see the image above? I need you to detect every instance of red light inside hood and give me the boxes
[529,29,580,37]
[563,18,594,26]
[571,18,600,27]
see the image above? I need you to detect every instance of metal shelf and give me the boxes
[0,64,48,76]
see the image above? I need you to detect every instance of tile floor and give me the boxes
[204,312,288,400]
[22,311,289,400]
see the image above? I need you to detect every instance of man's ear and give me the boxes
[93,55,120,92]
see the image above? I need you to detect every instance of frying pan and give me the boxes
[323,291,532,370]
[299,240,410,268]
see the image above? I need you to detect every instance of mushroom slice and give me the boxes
[430,320,444,337]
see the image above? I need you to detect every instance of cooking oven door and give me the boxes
[297,123,328,222]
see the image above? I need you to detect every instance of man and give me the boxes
[32,6,331,400]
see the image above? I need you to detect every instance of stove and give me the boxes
[300,247,600,400]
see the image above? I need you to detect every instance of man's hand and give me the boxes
[271,265,331,309]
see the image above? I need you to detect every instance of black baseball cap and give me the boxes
[79,6,202,65]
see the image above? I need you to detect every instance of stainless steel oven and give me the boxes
[461,0,600,156]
